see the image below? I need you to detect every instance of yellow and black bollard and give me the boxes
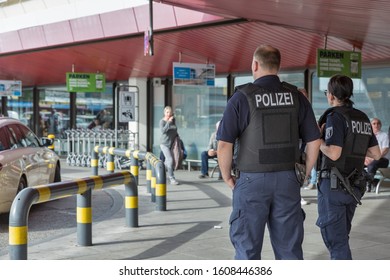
[48,134,55,150]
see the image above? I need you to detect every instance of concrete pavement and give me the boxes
[1,161,390,260]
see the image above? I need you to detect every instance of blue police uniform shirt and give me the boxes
[324,110,378,148]
[217,75,320,146]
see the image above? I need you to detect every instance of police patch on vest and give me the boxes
[351,120,372,135]
[325,126,333,140]
[255,92,294,108]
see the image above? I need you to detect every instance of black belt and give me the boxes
[320,170,331,179]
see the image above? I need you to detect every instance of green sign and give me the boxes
[66,72,106,92]
[317,49,361,78]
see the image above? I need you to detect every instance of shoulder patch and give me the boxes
[325,126,333,140]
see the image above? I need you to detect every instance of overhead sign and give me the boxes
[0,80,22,96]
[66,72,106,92]
[173,62,215,86]
[119,90,136,123]
[317,49,362,78]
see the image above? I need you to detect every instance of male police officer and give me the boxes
[217,45,321,260]
[317,74,381,260]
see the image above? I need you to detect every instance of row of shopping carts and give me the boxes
[64,128,137,168]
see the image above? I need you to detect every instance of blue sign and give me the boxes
[174,67,192,79]
[0,80,22,96]
[173,62,215,86]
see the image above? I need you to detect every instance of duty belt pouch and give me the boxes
[233,168,240,179]
[330,169,339,190]
[295,163,305,185]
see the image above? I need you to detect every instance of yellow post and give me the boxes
[48,134,55,150]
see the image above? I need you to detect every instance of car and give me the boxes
[0,117,61,214]
[7,110,19,120]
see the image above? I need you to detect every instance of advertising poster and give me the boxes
[0,80,22,96]
[173,62,215,86]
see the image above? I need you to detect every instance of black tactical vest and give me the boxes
[235,82,301,172]
[319,106,372,176]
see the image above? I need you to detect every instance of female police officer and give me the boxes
[217,45,321,260]
[317,74,381,259]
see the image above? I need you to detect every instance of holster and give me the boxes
[354,170,369,197]
[295,162,306,185]
[330,168,367,197]
[330,170,339,190]
[233,168,240,179]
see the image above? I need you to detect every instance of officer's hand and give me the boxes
[224,175,236,190]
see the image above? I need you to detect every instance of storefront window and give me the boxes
[75,85,114,131]
[311,69,390,129]
[7,88,33,127]
[153,77,227,161]
[235,72,305,89]
[38,87,70,138]
[5,83,114,143]
[35,85,114,139]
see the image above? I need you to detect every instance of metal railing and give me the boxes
[8,171,137,260]
[92,146,167,211]
[64,129,137,167]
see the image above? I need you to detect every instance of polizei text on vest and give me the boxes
[351,120,372,135]
[255,92,294,107]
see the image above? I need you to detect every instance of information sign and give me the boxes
[317,49,361,78]
[173,62,215,86]
[0,80,22,96]
[119,90,136,123]
[66,72,106,92]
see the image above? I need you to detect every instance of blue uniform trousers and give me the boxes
[229,170,304,260]
[316,178,360,260]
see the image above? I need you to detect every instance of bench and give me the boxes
[184,158,219,177]
[184,159,201,171]
[375,167,390,194]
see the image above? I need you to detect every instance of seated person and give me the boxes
[199,121,221,179]
[365,118,389,192]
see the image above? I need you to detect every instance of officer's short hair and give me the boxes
[254,45,280,71]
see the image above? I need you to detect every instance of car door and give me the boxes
[7,124,42,187]
[18,124,54,184]
[0,127,21,213]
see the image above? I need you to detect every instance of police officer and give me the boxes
[217,44,321,260]
[317,74,381,260]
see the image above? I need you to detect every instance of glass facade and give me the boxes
[153,77,228,161]
[7,88,34,130]
[236,69,390,132]
[4,66,390,159]
[312,68,390,130]
[38,88,70,139]
[5,85,114,140]
[235,72,305,88]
